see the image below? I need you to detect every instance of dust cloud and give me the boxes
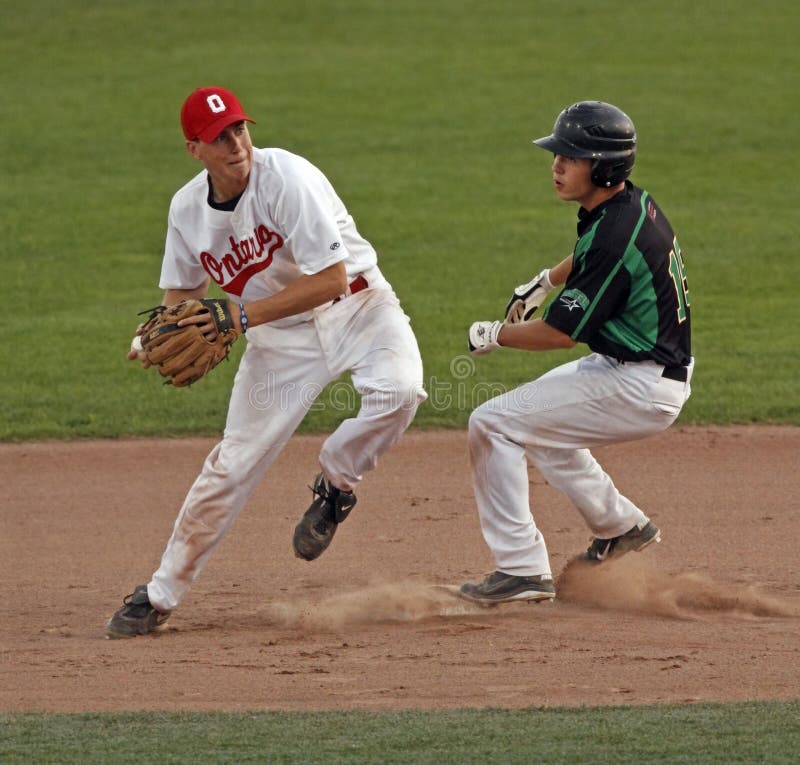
[262,582,484,630]
[258,558,798,632]
[556,554,800,620]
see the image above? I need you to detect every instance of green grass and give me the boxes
[2,701,799,764]
[1,0,798,439]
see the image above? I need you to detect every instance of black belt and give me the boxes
[662,365,688,382]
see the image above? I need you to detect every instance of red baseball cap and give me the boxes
[180,86,255,142]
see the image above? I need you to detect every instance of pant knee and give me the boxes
[468,402,502,444]
[364,379,426,420]
[398,381,427,414]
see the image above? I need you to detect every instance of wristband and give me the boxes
[239,303,249,334]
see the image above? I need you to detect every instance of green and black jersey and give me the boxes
[543,182,691,366]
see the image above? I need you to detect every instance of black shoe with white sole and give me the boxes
[459,571,556,604]
[581,520,661,563]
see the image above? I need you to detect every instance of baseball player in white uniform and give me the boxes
[105,86,427,638]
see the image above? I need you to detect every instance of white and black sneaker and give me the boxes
[581,520,661,563]
[459,571,556,604]
[293,473,357,561]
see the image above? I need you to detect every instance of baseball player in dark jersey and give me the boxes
[461,101,693,603]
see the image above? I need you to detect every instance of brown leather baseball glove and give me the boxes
[139,299,240,387]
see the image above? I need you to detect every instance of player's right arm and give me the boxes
[504,254,573,324]
[548,253,573,285]
[239,261,347,328]
[162,279,210,306]
[164,262,349,339]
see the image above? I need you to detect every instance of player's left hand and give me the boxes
[468,320,503,356]
[138,299,241,387]
[177,300,240,340]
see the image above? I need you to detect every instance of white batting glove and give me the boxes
[504,268,555,324]
[468,320,503,356]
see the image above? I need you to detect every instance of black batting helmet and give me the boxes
[534,101,636,188]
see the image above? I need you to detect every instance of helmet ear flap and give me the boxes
[590,155,635,188]
[590,159,613,188]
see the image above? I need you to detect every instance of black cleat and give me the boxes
[459,571,556,604]
[581,520,661,563]
[104,584,170,639]
[293,473,357,561]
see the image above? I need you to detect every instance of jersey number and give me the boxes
[668,240,690,323]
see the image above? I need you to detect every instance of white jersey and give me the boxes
[159,147,388,327]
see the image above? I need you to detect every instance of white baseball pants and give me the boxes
[148,288,426,612]
[469,352,693,577]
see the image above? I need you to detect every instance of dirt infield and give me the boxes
[1,426,798,713]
